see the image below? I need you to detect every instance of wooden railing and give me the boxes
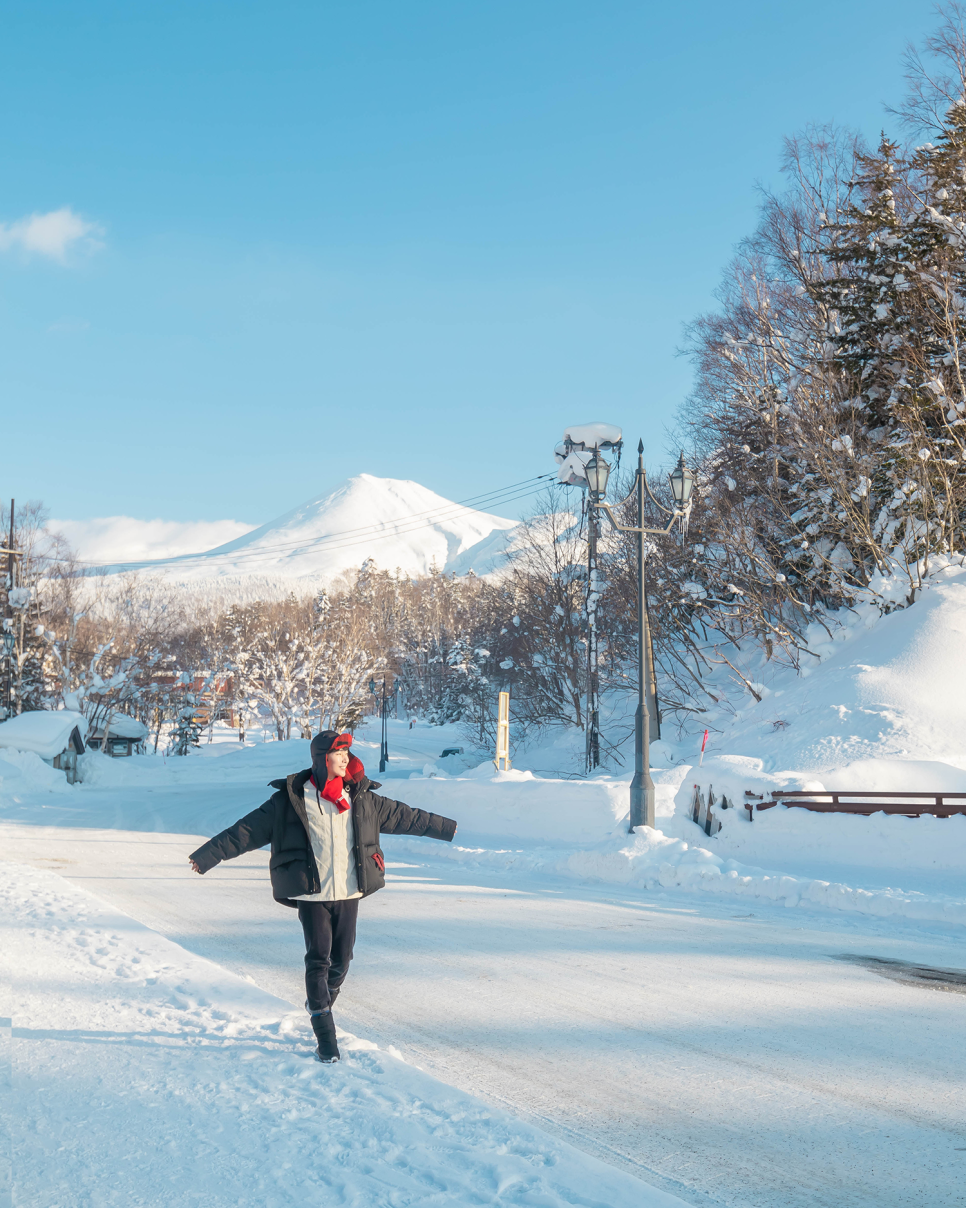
[745,790,966,820]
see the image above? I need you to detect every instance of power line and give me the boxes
[194,483,548,571]
[189,476,553,567]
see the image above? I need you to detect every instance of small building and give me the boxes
[87,713,149,757]
[0,710,89,784]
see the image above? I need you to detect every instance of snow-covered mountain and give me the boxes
[93,475,518,598]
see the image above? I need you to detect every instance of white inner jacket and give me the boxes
[293,779,363,902]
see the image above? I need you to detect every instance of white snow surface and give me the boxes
[6,577,966,1204]
[83,475,517,595]
[3,730,965,1207]
[1,860,683,1208]
[0,709,87,760]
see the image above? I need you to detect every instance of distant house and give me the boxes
[87,713,149,757]
[149,671,237,728]
[0,710,89,784]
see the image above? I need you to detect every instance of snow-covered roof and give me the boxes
[90,713,150,741]
[0,710,88,760]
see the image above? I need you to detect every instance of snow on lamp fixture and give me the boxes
[554,422,623,487]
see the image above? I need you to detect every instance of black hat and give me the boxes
[310,730,352,759]
[310,730,353,784]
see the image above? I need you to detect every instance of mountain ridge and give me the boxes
[84,474,519,595]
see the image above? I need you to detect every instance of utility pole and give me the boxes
[380,677,389,773]
[371,676,390,772]
[585,460,602,772]
[554,424,623,773]
[633,458,651,828]
[2,500,14,718]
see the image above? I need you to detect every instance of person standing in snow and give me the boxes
[188,730,457,1063]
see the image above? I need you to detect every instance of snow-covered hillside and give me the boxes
[680,561,966,776]
[87,474,518,599]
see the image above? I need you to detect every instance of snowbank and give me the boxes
[0,749,78,799]
[386,815,966,928]
[402,765,630,844]
[377,757,966,927]
[691,564,966,773]
[0,858,685,1208]
[665,755,966,878]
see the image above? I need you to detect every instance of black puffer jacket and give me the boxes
[189,768,456,906]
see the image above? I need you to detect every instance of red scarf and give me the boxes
[310,774,349,812]
[309,755,364,814]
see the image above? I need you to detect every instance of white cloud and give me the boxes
[0,207,103,261]
[50,517,257,565]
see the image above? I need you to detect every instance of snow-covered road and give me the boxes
[3,859,680,1208]
[4,817,964,1208]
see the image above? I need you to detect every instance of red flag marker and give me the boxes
[698,729,709,767]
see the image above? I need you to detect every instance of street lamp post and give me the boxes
[2,628,14,719]
[594,442,695,832]
[369,677,390,772]
[583,448,610,772]
[555,427,623,773]
[2,498,18,721]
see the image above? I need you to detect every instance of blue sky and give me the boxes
[0,0,941,532]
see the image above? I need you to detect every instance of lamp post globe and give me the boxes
[668,450,695,509]
[2,630,13,656]
[584,451,611,497]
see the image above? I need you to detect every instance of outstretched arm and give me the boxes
[374,793,457,841]
[188,795,276,874]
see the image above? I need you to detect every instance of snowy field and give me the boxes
[6,571,966,1206]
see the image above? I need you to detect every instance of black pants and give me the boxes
[297,899,359,1013]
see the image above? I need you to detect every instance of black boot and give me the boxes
[310,1009,340,1063]
[305,986,341,1011]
